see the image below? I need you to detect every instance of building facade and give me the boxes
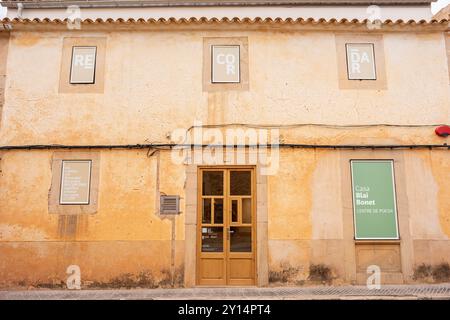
[0,0,449,288]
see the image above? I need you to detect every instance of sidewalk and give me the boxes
[1,283,450,300]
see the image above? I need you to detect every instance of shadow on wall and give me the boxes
[11,267,185,289]
[270,262,450,286]
[269,263,334,286]
[413,263,450,283]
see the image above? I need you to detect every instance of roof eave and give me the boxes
[1,16,447,32]
[0,0,436,9]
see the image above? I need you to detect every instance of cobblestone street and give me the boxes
[1,284,450,300]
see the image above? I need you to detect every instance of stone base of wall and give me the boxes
[1,239,449,288]
[0,240,185,289]
[268,239,450,286]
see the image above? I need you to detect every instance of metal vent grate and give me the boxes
[160,195,180,214]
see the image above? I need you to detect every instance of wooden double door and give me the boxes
[197,167,256,286]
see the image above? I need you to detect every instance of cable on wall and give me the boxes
[0,124,448,151]
[0,143,448,151]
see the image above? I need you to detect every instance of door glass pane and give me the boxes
[230,171,251,195]
[202,198,211,224]
[230,227,252,252]
[231,200,238,223]
[202,227,223,252]
[242,198,251,223]
[214,198,223,224]
[202,171,223,196]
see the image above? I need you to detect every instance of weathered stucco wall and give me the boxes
[0,27,449,287]
[1,30,449,145]
[0,149,186,287]
[267,148,450,285]
[2,145,448,287]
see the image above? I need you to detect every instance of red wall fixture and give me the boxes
[435,125,450,137]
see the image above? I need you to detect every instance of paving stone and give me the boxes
[1,284,450,300]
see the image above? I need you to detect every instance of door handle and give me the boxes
[227,228,235,240]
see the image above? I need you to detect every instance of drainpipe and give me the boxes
[154,149,176,287]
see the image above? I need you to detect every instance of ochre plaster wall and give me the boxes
[1,31,448,145]
[0,27,448,287]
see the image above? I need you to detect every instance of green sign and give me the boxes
[351,160,399,240]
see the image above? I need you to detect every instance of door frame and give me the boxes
[196,166,257,286]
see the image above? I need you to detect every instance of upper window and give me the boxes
[211,45,240,83]
[70,46,97,84]
[345,43,376,80]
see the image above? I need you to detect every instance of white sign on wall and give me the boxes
[211,45,240,83]
[60,160,92,205]
[346,43,377,80]
[70,46,97,84]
